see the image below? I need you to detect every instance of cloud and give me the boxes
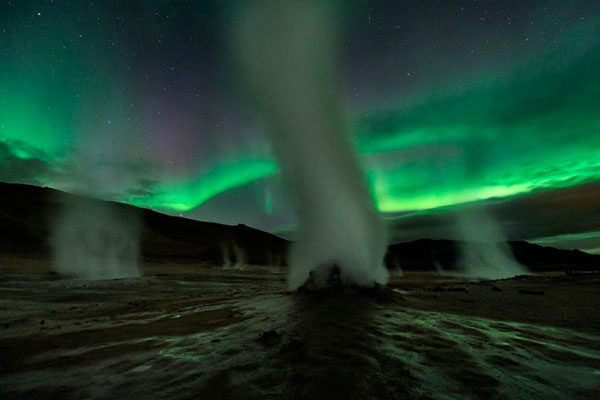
[0,137,166,206]
[0,139,55,184]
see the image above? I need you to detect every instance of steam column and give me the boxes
[235,1,388,289]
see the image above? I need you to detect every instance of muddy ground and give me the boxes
[1,264,599,399]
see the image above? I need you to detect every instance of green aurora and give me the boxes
[1,7,599,220]
[126,159,278,212]
[100,34,600,213]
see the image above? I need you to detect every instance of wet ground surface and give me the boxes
[1,267,599,399]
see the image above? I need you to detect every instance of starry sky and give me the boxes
[1,1,599,252]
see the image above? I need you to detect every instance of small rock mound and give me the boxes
[298,265,344,291]
[297,265,401,304]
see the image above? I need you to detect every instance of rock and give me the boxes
[256,329,281,346]
[294,265,403,305]
[299,265,344,291]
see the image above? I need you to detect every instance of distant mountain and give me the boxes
[0,182,289,267]
[1,182,598,274]
[385,239,600,272]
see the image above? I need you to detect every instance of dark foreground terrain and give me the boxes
[1,264,599,400]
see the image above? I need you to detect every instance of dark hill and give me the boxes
[0,182,289,267]
[2,182,599,274]
[385,239,600,272]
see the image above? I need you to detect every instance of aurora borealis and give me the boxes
[1,1,599,251]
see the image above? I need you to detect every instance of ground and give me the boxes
[1,264,600,399]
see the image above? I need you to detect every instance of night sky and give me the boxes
[1,1,599,252]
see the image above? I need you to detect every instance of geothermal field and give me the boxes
[1,183,600,399]
[2,1,600,399]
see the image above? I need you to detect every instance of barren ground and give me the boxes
[1,263,600,399]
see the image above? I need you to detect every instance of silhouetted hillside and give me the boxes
[0,182,289,266]
[2,182,599,273]
[385,239,600,272]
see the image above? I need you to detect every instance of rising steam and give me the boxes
[50,129,143,279]
[220,241,246,270]
[455,206,527,279]
[235,1,388,289]
[450,124,528,279]
[51,196,141,279]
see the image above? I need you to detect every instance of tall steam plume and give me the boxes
[454,139,528,279]
[235,1,388,289]
[51,120,142,279]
